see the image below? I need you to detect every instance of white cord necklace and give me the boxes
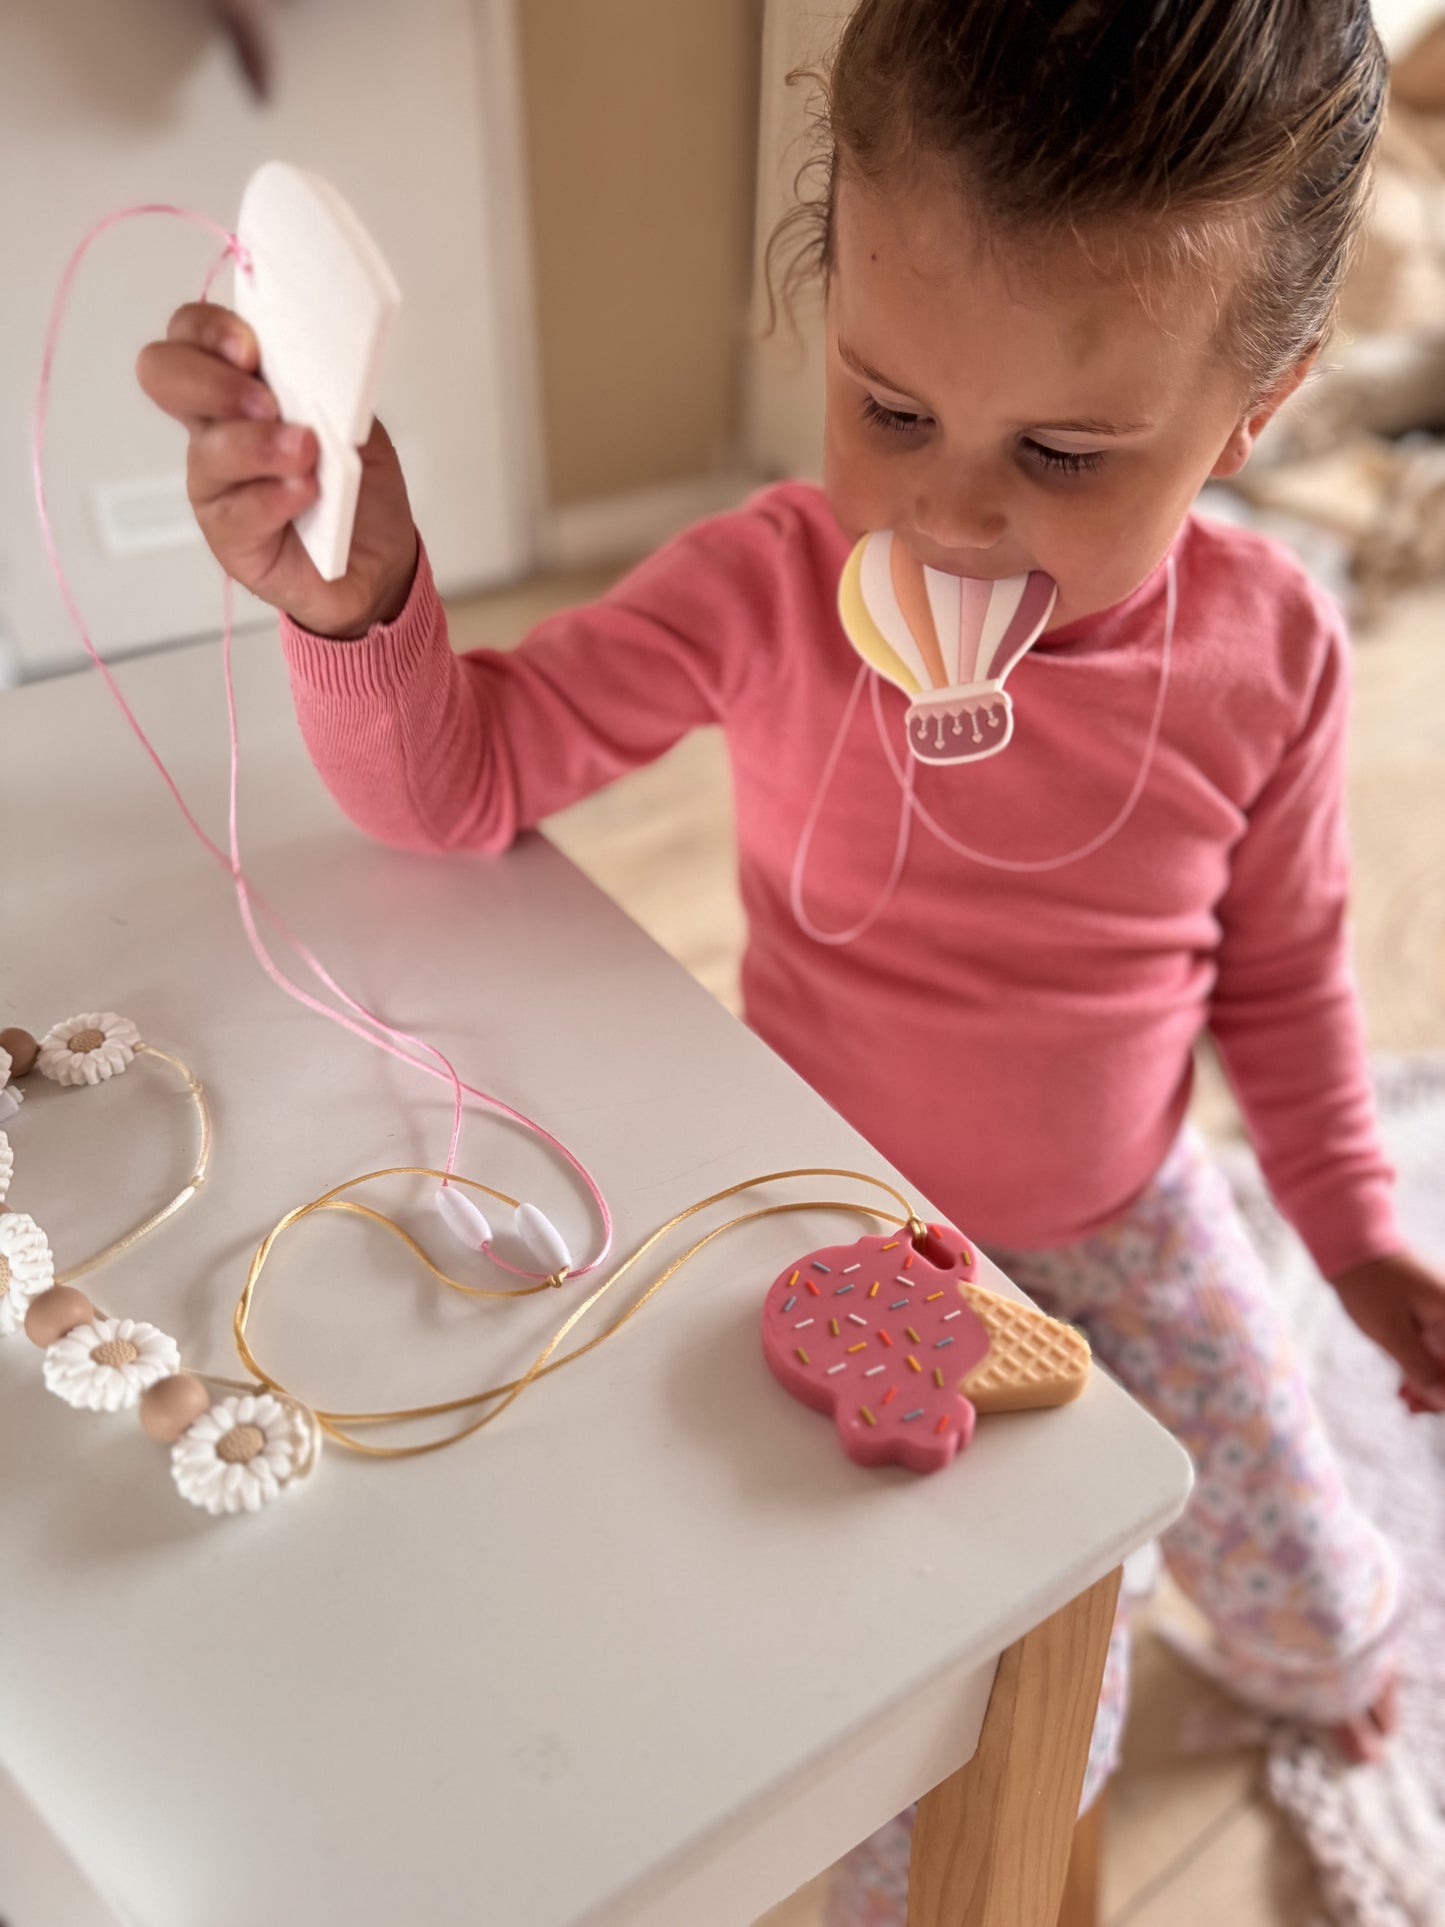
[790,554,1177,947]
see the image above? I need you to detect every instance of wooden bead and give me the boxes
[24,1285,94,1349]
[139,1373,211,1444]
[0,1028,39,1078]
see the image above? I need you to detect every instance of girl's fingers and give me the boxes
[136,339,277,430]
[199,474,319,560]
[165,302,260,371]
[189,420,317,504]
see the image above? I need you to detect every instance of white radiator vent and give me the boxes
[92,474,203,559]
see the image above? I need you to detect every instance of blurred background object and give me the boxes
[211,0,278,100]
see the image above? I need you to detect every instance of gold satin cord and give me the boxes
[234,1166,922,1458]
[55,1043,211,1285]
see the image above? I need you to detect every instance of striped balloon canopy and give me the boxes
[838,531,1057,764]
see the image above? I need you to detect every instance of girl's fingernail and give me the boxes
[222,331,253,368]
[278,425,307,457]
[243,386,277,420]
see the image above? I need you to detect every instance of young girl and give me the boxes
[141,0,1445,1898]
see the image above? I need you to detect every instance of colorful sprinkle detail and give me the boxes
[796,1348,811,1365]
[848,1313,868,1327]
[881,1386,898,1406]
[925,1291,945,1302]
[782,1295,796,1313]
[860,1406,877,1427]
[864,1365,886,1377]
[906,1356,922,1373]
[903,1408,924,1422]
[847,1342,868,1354]
[877,1329,894,1348]
[935,1336,955,1349]
[826,1362,847,1376]
[905,1327,921,1343]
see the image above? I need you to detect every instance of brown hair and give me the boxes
[770,0,1387,393]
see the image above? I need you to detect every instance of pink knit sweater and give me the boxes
[281,482,1400,1277]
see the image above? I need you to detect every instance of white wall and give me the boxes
[2,0,539,678]
[1376,0,1444,52]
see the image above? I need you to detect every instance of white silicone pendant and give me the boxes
[434,1184,493,1252]
[234,162,401,582]
[514,1203,572,1277]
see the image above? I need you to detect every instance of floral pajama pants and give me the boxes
[824,1127,1402,1927]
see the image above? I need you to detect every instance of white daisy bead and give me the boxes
[0,1085,23,1127]
[37,1013,142,1088]
[0,1043,11,1088]
[0,1129,13,1208]
[43,1316,181,1411]
[0,1212,55,1338]
[171,1393,301,1516]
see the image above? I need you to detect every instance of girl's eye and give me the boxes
[1021,439,1107,479]
[860,394,929,437]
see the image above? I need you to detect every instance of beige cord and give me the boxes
[234,1165,925,1458]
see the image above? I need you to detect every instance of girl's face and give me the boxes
[824,170,1300,628]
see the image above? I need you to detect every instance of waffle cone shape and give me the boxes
[956,1281,1090,1412]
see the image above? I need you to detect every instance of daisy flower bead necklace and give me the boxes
[0,1008,319,1520]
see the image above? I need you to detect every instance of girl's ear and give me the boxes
[1211,350,1318,479]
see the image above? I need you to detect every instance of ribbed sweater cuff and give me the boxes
[279,539,444,703]
[1294,1174,1406,1280]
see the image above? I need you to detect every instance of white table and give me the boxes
[0,636,1192,1927]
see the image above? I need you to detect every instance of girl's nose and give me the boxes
[913,467,1008,552]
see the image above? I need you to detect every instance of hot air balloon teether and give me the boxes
[760,1222,1092,1473]
[838,532,1057,764]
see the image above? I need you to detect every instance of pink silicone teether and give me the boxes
[761,1224,991,1472]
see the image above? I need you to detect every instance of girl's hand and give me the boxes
[136,302,419,639]
[1332,1250,1445,1413]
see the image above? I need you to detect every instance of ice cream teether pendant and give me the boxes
[761,1224,1093,1474]
[838,532,1057,765]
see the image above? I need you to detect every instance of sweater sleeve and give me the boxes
[279,493,794,855]
[1207,606,1401,1279]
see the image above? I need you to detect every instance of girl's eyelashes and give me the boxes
[860,393,929,436]
[858,397,1109,481]
[1020,439,1108,478]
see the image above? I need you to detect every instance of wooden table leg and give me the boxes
[907,1568,1122,1927]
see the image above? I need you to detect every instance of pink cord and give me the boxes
[790,556,1176,940]
[788,665,917,946]
[32,202,613,1278]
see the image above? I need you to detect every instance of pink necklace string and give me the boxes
[791,554,1176,942]
[32,202,613,1279]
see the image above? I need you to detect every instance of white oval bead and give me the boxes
[514,1202,572,1276]
[433,1184,493,1251]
